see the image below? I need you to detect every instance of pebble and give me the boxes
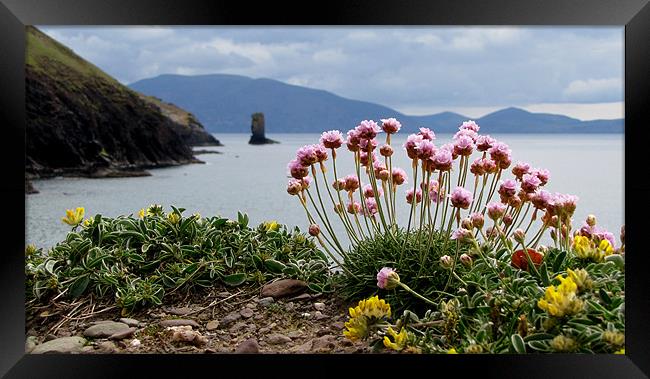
[288,293,312,302]
[312,335,336,351]
[235,338,260,353]
[301,313,312,319]
[159,319,200,328]
[331,321,345,330]
[163,306,194,316]
[287,330,303,339]
[130,339,141,347]
[284,302,296,311]
[168,325,207,346]
[258,297,275,306]
[316,329,331,337]
[260,279,308,299]
[96,341,118,353]
[254,314,264,320]
[220,311,242,326]
[108,327,136,340]
[291,340,313,353]
[119,318,140,327]
[245,303,257,309]
[266,333,292,345]
[31,336,87,354]
[228,322,249,333]
[313,302,326,311]
[83,321,131,338]
[206,320,220,331]
[314,311,328,320]
[240,308,255,319]
[258,322,276,334]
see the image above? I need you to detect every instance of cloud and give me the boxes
[37,26,623,111]
[562,78,623,102]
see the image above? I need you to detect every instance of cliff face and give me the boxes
[137,94,222,147]
[25,26,198,179]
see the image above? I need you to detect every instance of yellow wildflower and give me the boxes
[602,331,625,346]
[383,327,409,351]
[537,275,584,317]
[167,212,181,224]
[598,239,614,255]
[343,296,391,342]
[447,347,458,354]
[82,218,93,228]
[573,235,591,256]
[264,220,280,232]
[25,244,38,256]
[566,268,592,293]
[61,207,85,226]
[138,208,146,218]
[572,235,614,262]
[466,344,484,354]
[615,348,625,354]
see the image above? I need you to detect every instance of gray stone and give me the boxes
[312,335,336,351]
[44,334,57,342]
[108,327,136,340]
[245,303,257,309]
[206,320,220,331]
[266,333,292,345]
[240,308,255,319]
[229,322,249,333]
[96,340,118,353]
[332,321,345,330]
[258,297,275,307]
[260,279,308,299]
[284,302,296,311]
[31,337,87,354]
[314,311,328,320]
[291,340,313,353]
[163,306,193,316]
[313,302,326,311]
[119,318,140,327]
[25,336,38,353]
[159,319,200,328]
[287,330,303,339]
[235,338,260,353]
[220,311,242,326]
[288,293,312,302]
[83,322,130,338]
[82,345,95,353]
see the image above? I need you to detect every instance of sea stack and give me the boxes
[248,113,279,145]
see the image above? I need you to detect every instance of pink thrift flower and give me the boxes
[308,224,321,236]
[300,177,311,190]
[376,267,400,289]
[379,144,394,157]
[286,179,303,195]
[313,144,328,162]
[418,127,436,141]
[450,187,473,209]
[512,162,531,180]
[359,151,377,167]
[531,168,550,186]
[415,139,436,160]
[363,184,383,198]
[521,173,542,193]
[296,145,318,166]
[346,129,361,152]
[451,228,473,242]
[364,197,378,216]
[391,168,407,185]
[487,202,507,220]
[498,179,518,199]
[320,130,345,149]
[359,138,378,152]
[453,135,474,156]
[482,158,498,174]
[406,188,423,204]
[347,201,362,214]
[488,142,512,168]
[433,149,453,171]
[476,135,496,152]
[404,134,424,159]
[287,159,309,179]
[380,118,402,134]
[454,128,478,143]
[355,120,381,140]
[344,175,360,192]
[332,178,346,191]
[378,169,390,181]
[459,120,480,133]
[530,190,551,209]
[373,161,387,176]
[470,158,486,176]
[470,212,485,229]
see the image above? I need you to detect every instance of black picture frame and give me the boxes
[1,0,648,377]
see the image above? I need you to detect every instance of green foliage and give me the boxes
[339,227,469,313]
[25,207,333,313]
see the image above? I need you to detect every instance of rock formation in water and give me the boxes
[248,113,279,145]
[25,26,201,182]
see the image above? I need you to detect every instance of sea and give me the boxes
[26,133,625,251]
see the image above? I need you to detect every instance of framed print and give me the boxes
[1,0,649,377]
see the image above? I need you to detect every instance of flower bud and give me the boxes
[379,144,394,157]
[466,344,483,354]
[377,267,401,290]
[513,228,525,244]
[503,214,513,227]
[586,214,597,227]
[440,255,453,269]
[460,253,473,268]
[377,169,390,181]
[461,217,473,230]
[470,212,484,229]
[309,224,320,236]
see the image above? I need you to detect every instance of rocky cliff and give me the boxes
[25,26,200,180]
[248,113,278,145]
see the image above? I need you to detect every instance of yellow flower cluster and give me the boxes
[343,296,391,341]
[167,212,181,224]
[61,207,85,226]
[566,268,592,292]
[550,335,577,352]
[264,220,280,232]
[383,327,409,351]
[573,235,614,262]
[537,274,584,317]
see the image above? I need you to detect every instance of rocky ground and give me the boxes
[25,279,371,354]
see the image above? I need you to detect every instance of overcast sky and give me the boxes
[39,26,624,120]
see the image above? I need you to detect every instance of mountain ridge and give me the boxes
[129,73,623,134]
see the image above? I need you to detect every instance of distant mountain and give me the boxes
[25,27,213,181]
[129,73,623,134]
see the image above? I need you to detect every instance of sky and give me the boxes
[39,26,624,120]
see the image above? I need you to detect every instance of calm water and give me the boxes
[26,133,624,250]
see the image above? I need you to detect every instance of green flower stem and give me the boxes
[520,239,542,278]
[298,197,342,255]
[481,169,502,216]
[405,159,419,238]
[354,153,375,238]
[366,145,392,236]
[305,188,346,255]
[320,166,360,246]
[397,282,437,306]
[331,151,362,243]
